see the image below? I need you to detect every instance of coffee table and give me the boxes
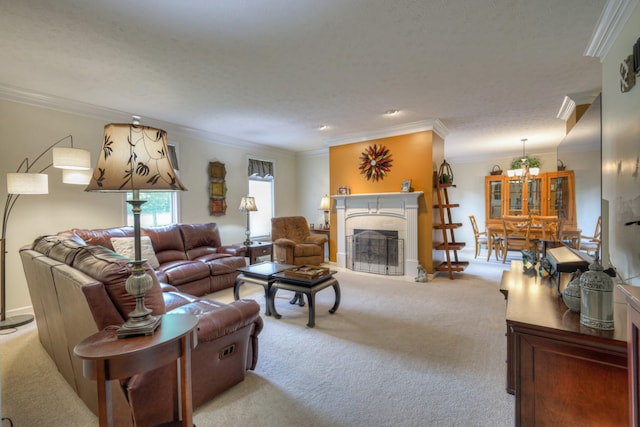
[234,261,296,316]
[269,271,340,328]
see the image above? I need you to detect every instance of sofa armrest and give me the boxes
[273,238,297,248]
[218,244,247,257]
[304,235,327,245]
[168,298,263,342]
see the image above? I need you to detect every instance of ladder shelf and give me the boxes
[433,182,468,279]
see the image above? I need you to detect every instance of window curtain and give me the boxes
[248,159,273,178]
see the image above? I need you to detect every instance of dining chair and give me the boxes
[469,215,488,259]
[579,215,602,256]
[501,216,534,263]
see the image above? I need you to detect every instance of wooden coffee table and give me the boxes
[234,261,296,316]
[269,271,340,328]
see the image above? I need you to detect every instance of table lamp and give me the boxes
[85,118,186,338]
[239,196,257,246]
[319,194,331,229]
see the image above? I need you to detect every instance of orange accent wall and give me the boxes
[329,131,441,273]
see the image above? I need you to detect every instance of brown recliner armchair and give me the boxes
[271,216,327,266]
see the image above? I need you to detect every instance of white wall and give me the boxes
[0,99,298,314]
[601,2,640,284]
[297,150,330,227]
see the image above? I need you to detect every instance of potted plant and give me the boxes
[510,156,540,170]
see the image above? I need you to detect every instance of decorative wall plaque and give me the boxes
[209,161,227,216]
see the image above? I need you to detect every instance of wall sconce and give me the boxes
[1,135,91,330]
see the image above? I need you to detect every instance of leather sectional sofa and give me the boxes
[65,222,246,295]
[20,223,263,427]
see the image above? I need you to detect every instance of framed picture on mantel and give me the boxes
[338,186,350,195]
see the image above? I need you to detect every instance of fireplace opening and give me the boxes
[346,229,404,275]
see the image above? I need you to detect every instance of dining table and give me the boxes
[486,222,581,261]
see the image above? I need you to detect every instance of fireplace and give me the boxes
[347,229,403,275]
[333,192,423,278]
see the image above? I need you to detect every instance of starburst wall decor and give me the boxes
[359,144,393,181]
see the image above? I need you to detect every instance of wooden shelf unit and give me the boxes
[433,182,468,279]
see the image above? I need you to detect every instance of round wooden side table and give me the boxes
[74,313,198,427]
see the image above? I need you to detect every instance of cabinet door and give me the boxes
[508,179,523,216]
[526,177,543,216]
[546,170,576,227]
[485,176,506,224]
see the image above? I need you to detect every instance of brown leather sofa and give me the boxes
[271,216,327,266]
[68,222,246,296]
[20,232,263,427]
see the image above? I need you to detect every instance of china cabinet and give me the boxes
[484,170,576,227]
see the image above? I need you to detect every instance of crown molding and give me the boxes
[556,96,576,121]
[325,119,449,147]
[584,0,638,61]
[556,89,601,121]
[0,83,294,156]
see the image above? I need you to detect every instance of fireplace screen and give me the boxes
[346,229,404,275]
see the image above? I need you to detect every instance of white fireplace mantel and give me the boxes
[332,192,423,278]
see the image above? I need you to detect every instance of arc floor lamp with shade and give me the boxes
[85,118,186,338]
[1,135,91,330]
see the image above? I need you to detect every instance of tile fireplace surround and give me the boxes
[333,192,423,279]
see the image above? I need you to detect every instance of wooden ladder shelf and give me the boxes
[433,182,468,279]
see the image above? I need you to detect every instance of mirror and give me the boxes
[556,93,602,241]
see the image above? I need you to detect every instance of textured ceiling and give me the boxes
[0,0,606,161]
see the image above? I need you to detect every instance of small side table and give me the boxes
[243,241,273,265]
[74,314,198,427]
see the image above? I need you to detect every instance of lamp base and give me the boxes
[117,314,162,338]
[0,314,34,330]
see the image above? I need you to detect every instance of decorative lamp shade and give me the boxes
[7,173,48,194]
[239,196,257,212]
[319,195,331,211]
[62,168,93,185]
[52,147,92,170]
[85,123,186,192]
[529,167,540,176]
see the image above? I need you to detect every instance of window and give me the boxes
[248,159,274,239]
[126,191,178,227]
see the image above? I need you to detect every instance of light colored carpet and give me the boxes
[1,255,514,426]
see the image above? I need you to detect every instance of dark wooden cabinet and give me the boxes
[620,285,640,427]
[501,262,629,426]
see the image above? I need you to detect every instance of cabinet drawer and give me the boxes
[252,245,271,256]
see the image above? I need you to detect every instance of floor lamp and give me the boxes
[239,196,257,246]
[1,135,91,330]
[85,119,186,338]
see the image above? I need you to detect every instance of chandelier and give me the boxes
[507,138,539,179]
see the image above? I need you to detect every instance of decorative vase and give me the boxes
[579,255,614,330]
[562,270,582,312]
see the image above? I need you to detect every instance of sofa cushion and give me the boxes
[202,256,246,276]
[142,224,187,264]
[71,245,166,320]
[73,227,135,250]
[33,235,86,265]
[294,243,324,257]
[157,260,211,286]
[180,223,222,258]
[111,236,160,269]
